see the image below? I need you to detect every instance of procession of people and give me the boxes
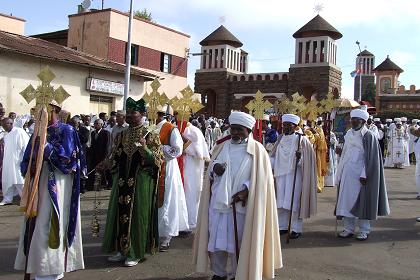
[3,82,420,280]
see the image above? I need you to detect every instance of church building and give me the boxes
[194,14,343,118]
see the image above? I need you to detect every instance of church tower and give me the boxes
[373,56,404,112]
[194,25,247,117]
[288,14,342,100]
[354,50,375,101]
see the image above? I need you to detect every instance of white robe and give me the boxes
[157,120,189,237]
[1,127,29,203]
[208,142,251,254]
[409,125,418,155]
[205,127,222,151]
[271,134,303,212]
[15,163,84,277]
[336,127,366,217]
[385,126,409,167]
[183,125,209,229]
[325,132,338,187]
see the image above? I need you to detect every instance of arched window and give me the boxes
[265,75,271,80]
[232,76,238,81]
[273,74,280,80]
[248,75,254,81]
[240,75,246,81]
[257,75,262,81]
[282,74,288,80]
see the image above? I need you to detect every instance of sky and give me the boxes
[2,0,420,99]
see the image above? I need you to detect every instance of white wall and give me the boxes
[0,53,146,115]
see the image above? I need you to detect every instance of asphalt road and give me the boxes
[1,166,419,280]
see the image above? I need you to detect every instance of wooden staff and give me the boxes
[286,133,302,244]
[232,201,240,264]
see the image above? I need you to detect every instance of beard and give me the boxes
[231,136,247,144]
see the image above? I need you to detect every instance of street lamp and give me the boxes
[356,41,362,102]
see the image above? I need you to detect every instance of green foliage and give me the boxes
[134,8,153,21]
[376,110,420,120]
[361,83,376,106]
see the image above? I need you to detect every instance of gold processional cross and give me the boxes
[142,78,169,125]
[170,85,204,130]
[19,66,70,109]
[245,90,272,120]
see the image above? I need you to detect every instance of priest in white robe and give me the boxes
[193,111,282,280]
[401,117,411,166]
[386,119,409,169]
[409,125,420,199]
[408,119,418,164]
[205,121,222,151]
[182,120,210,230]
[336,109,390,241]
[156,109,189,251]
[270,114,317,239]
[325,131,338,187]
[0,117,29,205]
[15,103,86,279]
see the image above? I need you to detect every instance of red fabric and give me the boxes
[177,120,188,187]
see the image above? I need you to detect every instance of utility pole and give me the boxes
[102,0,104,9]
[123,0,134,110]
[356,40,362,102]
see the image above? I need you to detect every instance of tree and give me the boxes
[134,8,153,22]
[362,83,376,106]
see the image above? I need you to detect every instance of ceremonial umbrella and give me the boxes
[334,98,360,108]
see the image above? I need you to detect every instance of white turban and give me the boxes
[373,118,381,122]
[401,117,407,122]
[394,117,401,122]
[350,109,369,121]
[229,111,256,130]
[263,114,270,121]
[412,119,419,123]
[317,117,323,122]
[386,119,392,122]
[282,114,300,125]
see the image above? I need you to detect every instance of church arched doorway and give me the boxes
[202,89,217,116]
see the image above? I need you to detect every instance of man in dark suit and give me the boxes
[88,118,110,191]
[70,116,90,193]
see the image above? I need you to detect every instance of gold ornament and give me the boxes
[273,95,294,114]
[170,85,204,122]
[302,99,320,122]
[245,90,272,120]
[143,78,169,124]
[319,91,336,114]
[20,66,70,109]
[289,92,307,116]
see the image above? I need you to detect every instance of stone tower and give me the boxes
[194,25,248,117]
[354,49,375,102]
[288,14,342,100]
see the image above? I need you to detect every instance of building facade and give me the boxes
[195,15,343,118]
[374,56,420,113]
[0,18,154,115]
[34,8,190,99]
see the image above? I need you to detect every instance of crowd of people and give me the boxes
[1,99,419,280]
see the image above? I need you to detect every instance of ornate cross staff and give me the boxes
[19,66,70,280]
[245,90,273,143]
[19,66,70,217]
[143,78,169,125]
[170,85,204,132]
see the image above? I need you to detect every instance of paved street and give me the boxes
[1,167,419,280]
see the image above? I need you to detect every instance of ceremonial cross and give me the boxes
[290,92,307,116]
[170,85,203,122]
[302,99,320,122]
[396,151,401,157]
[143,78,169,124]
[397,137,402,143]
[19,66,70,109]
[274,95,293,114]
[245,90,272,120]
[319,91,336,114]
